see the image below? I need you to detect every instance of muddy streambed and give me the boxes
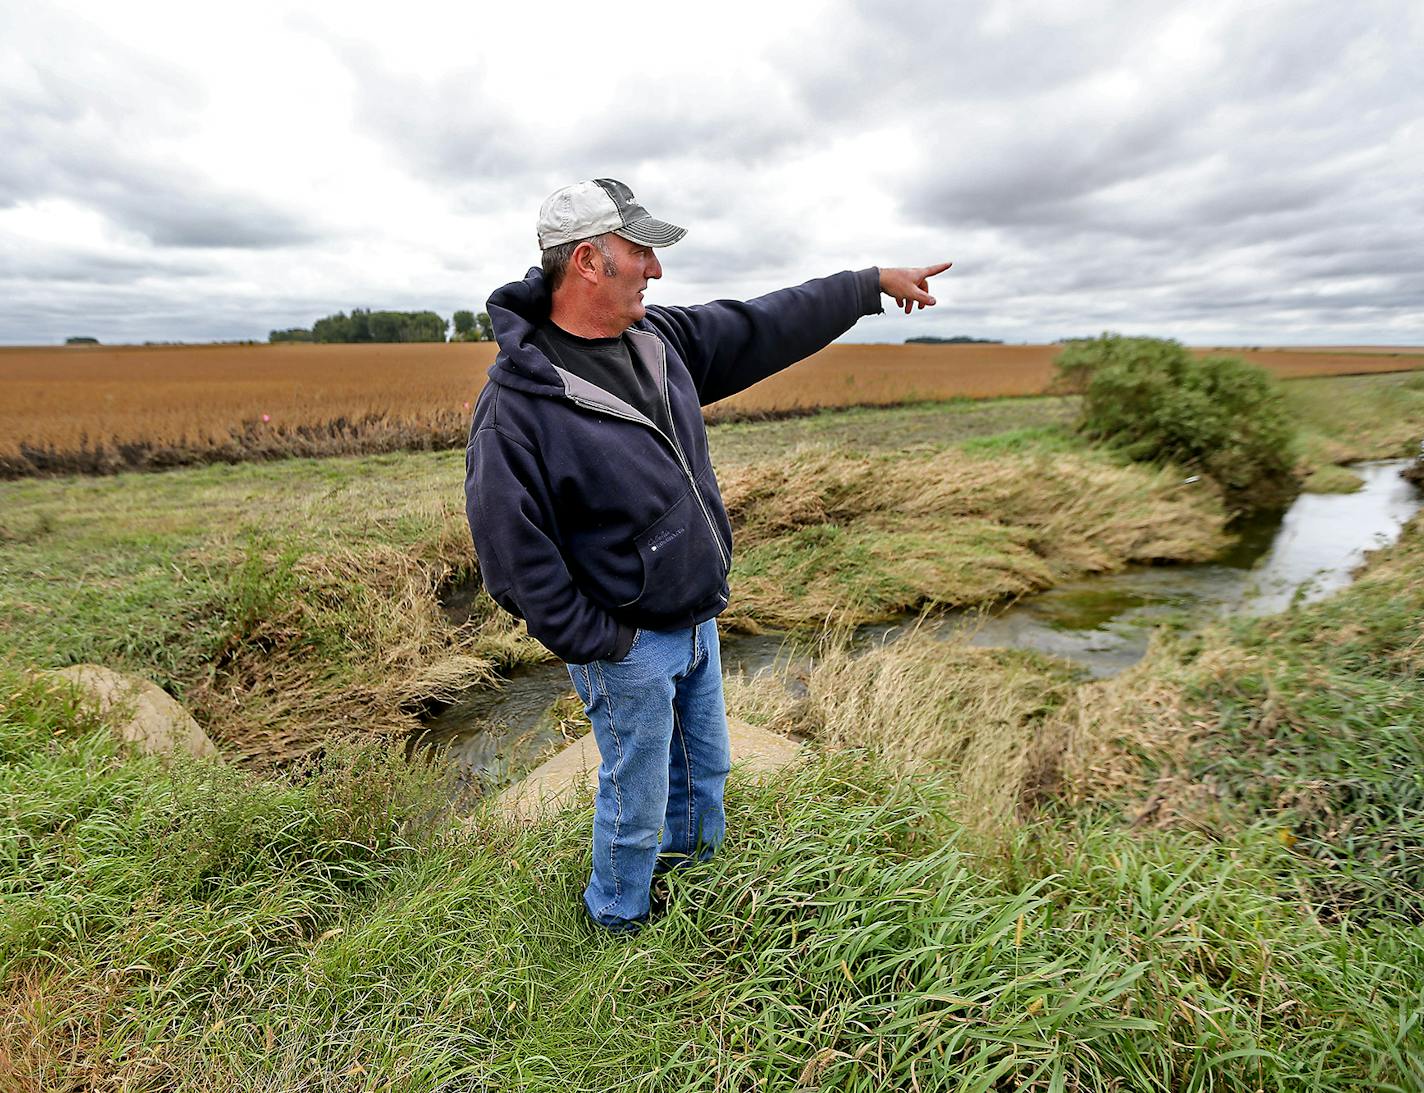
[417,460,1421,779]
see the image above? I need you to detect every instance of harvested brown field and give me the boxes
[2,341,1420,477]
[0,342,497,477]
[705,344,1424,415]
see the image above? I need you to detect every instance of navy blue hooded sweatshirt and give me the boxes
[464,265,883,664]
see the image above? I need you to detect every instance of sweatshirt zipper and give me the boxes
[565,396,732,575]
[649,336,732,575]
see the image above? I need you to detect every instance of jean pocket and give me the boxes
[567,663,592,706]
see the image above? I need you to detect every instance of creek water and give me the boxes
[417,460,1420,777]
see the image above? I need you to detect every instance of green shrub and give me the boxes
[1056,334,1297,507]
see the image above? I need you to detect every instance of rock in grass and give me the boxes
[49,664,219,759]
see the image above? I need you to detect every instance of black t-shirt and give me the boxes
[530,322,674,438]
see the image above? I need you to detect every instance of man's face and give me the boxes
[594,233,663,329]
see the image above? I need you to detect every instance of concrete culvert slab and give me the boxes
[49,664,219,760]
[495,716,800,822]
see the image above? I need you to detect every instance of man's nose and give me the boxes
[646,251,662,279]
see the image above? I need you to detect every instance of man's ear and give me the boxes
[572,240,601,284]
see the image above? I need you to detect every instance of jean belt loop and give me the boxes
[691,622,700,666]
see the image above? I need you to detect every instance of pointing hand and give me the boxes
[879,262,953,315]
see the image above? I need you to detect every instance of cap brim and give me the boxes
[614,217,686,247]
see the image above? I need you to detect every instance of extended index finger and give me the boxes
[921,261,953,278]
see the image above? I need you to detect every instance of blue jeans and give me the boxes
[566,618,731,932]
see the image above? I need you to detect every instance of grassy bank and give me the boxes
[0,452,510,764]
[3,374,1420,763]
[5,509,1423,1089]
[1286,371,1424,465]
[0,401,1225,763]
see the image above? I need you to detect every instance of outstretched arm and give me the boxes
[646,261,955,406]
[879,262,953,314]
[647,268,883,405]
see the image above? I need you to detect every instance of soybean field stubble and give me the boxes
[3,341,1421,476]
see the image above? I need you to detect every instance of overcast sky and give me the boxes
[2,0,1420,346]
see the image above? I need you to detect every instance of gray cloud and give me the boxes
[0,246,208,284]
[0,1,1420,346]
[332,38,814,189]
[2,124,324,250]
[0,23,322,249]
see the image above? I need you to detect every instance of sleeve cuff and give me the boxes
[856,267,884,316]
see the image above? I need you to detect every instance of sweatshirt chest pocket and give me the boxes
[627,488,719,615]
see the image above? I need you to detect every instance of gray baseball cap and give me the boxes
[537,178,687,250]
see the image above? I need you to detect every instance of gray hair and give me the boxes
[541,233,618,291]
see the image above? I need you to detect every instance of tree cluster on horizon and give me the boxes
[269,307,494,344]
[904,335,1003,345]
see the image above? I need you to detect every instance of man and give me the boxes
[465,178,949,934]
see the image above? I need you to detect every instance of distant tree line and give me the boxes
[65,336,266,346]
[452,310,493,342]
[269,307,494,345]
[312,309,449,344]
[904,335,1004,345]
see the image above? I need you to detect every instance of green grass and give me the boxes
[1285,372,1424,467]
[706,395,1080,465]
[0,451,529,762]
[0,451,473,679]
[1301,464,1365,493]
[957,424,1087,457]
[1175,518,1424,920]
[4,663,1422,1090]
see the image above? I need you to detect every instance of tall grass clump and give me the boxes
[726,626,1079,829]
[1055,334,1297,508]
[719,443,1229,631]
[0,664,454,1088]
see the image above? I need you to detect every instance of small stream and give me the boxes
[416,460,1420,775]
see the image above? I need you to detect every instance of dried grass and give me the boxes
[718,445,1229,630]
[784,628,1079,830]
[189,513,523,766]
[1043,639,1263,821]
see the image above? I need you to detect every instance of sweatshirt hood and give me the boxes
[485,267,569,398]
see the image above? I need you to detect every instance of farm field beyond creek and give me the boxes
[3,372,1424,1089]
[3,340,1422,477]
